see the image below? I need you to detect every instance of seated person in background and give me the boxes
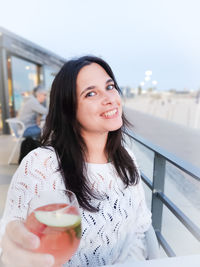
[18,85,48,140]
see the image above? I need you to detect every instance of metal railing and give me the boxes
[125,131,200,257]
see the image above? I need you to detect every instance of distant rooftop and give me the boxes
[0,26,66,68]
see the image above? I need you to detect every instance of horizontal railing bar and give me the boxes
[155,231,176,257]
[141,172,153,190]
[125,131,200,181]
[157,192,200,242]
[141,172,200,242]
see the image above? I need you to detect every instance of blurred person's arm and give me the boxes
[32,100,48,116]
[36,114,43,126]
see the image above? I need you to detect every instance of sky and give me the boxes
[0,0,200,91]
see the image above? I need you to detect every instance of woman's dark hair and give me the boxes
[41,55,139,212]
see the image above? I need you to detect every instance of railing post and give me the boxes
[0,47,10,133]
[151,152,166,232]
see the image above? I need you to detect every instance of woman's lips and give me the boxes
[101,108,118,118]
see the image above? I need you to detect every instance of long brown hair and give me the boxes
[41,56,139,212]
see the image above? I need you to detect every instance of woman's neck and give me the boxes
[82,132,108,164]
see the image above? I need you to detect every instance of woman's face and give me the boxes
[76,63,122,136]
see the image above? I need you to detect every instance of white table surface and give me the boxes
[105,254,200,267]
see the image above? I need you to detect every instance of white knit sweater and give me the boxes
[0,147,151,266]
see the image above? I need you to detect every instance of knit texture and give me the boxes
[0,147,151,266]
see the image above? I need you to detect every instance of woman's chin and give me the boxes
[107,121,123,132]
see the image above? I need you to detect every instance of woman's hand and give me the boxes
[1,220,54,267]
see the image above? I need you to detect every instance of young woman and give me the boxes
[0,56,151,266]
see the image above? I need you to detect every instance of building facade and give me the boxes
[0,27,65,134]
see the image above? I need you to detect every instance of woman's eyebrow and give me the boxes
[106,78,114,84]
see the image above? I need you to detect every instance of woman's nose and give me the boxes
[101,91,115,105]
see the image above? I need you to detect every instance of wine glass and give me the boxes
[25,189,81,267]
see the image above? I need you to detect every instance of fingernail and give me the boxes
[45,255,55,266]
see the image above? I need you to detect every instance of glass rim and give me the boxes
[29,189,79,213]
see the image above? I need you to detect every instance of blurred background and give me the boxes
[0,0,200,132]
[0,0,200,257]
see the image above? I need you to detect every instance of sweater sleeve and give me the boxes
[125,146,152,260]
[128,176,152,260]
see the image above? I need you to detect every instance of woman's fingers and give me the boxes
[5,220,40,250]
[1,234,54,267]
[1,220,55,267]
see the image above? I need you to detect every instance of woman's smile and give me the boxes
[101,108,119,119]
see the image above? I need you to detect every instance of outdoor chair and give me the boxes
[5,118,25,164]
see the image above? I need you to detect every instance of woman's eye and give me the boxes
[107,84,115,90]
[85,91,96,97]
